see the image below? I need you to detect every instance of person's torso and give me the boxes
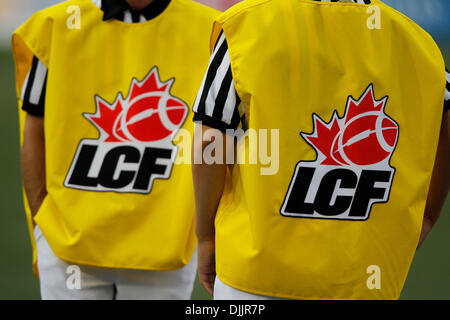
[13,0,218,270]
[213,0,445,299]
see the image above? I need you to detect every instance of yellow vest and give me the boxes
[212,0,445,299]
[12,0,218,272]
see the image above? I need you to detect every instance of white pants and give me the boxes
[34,225,197,300]
[214,276,286,300]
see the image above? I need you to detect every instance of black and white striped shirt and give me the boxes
[192,32,244,132]
[193,0,450,133]
[21,0,171,116]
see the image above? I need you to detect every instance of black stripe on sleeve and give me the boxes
[445,68,449,91]
[212,66,234,120]
[195,37,229,117]
[193,113,233,133]
[193,33,245,134]
[193,95,243,134]
[444,68,449,113]
[22,57,38,106]
[22,56,45,117]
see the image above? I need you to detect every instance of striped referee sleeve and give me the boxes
[21,56,48,117]
[445,68,450,113]
[193,33,244,133]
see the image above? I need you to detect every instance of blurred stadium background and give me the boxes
[0,0,448,300]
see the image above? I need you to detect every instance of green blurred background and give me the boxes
[0,0,449,300]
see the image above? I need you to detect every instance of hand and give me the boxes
[197,239,216,296]
[21,114,47,224]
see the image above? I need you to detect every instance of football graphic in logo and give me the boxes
[65,67,187,194]
[281,84,399,221]
[87,67,188,143]
[303,84,399,167]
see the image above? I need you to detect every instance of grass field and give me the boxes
[0,46,448,300]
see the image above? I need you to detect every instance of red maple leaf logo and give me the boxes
[85,67,188,143]
[301,84,399,166]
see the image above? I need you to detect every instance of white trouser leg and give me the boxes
[214,276,285,300]
[34,225,115,300]
[34,225,197,300]
[114,249,198,300]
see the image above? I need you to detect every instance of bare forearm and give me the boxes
[21,114,47,218]
[192,124,227,241]
[192,162,227,240]
[192,124,228,295]
[418,112,450,248]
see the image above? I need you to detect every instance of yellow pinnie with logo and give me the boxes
[211,0,446,299]
[12,0,218,273]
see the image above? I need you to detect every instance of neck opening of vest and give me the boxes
[281,84,399,221]
[64,67,188,194]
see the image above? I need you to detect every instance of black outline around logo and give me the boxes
[63,66,189,195]
[280,84,400,221]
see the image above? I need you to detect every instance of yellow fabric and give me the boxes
[12,0,218,272]
[212,0,445,299]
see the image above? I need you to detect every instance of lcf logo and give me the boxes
[64,67,188,194]
[281,84,399,221]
